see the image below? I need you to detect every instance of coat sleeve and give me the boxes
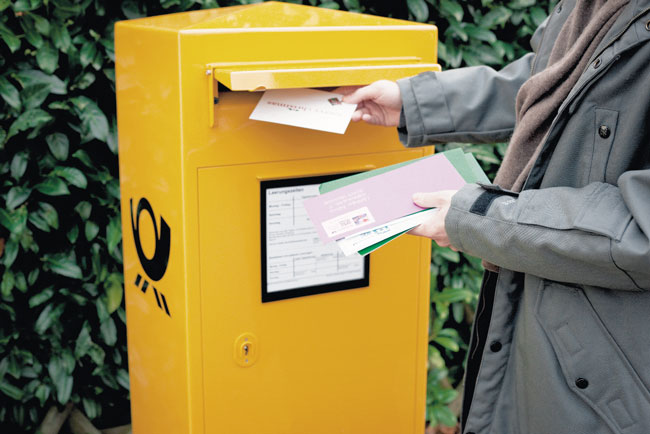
[396,52,534,147]
[396,14,551,147]
[445,171,650,291]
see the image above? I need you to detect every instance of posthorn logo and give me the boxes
[130,197,172,317]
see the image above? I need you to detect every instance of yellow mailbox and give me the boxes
[115,3,439,433]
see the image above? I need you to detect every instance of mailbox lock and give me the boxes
[234,333,259,367]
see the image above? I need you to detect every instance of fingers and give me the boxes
[350,104,384,125]
[412,190,456,209]
[342,83,382,105]
[334,86,362,96]
[351,104,369,122]
[408,222,453,248]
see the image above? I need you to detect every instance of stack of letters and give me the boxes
[303,149,490,256]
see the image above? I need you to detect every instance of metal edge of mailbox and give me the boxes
[218,63,442,91]
[180,24,437,34]
[206,63,441,126]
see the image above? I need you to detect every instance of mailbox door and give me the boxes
[197,151,430,434]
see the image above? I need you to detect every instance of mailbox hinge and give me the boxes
[207,67,218,128]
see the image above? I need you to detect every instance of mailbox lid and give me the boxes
[213,62,441,91]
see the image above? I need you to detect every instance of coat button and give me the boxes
[556,5,562,13]
[646,20,650,31]
[575,378,589,389]
[489,341,502,352]
[593,58,602,69]
[598,125,611,138]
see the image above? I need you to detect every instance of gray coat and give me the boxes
[397,1,650,433]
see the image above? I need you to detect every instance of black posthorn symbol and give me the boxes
[130,198,171,282]
[134,273,170,317]
[131,198,172,317]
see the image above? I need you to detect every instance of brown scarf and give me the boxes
[483,0,629,272]
[493,0,630,192]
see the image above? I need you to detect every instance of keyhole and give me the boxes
[234,334,257,367]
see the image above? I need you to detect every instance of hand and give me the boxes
[408,190,458,249]
[337,80,402,126]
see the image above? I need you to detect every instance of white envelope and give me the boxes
[249,88,357,134]
[336,209,438,256]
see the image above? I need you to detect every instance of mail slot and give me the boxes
[115,3,438,433]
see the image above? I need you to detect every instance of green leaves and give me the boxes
[70,96,109,141]
[34,384,50,406]
[44,253,83,279]
[480,6,512,27]
[1,270,15,299]
[7,109,53,140]
[100,317,117,346]
[116,368,130,390]
[10,152,28,179]
[29,201,59,232]
[0,22,21,53]
[407,0,429,22]
[440,0,464,22]
[46,133,69,161]
[0,380,24,401]
[21,83,51,110]
[2,0,131,429]
[85,221,99,241]
[13,0,42,12]
[106,217,121,253]
[52,167,88,189]
[35,176,70,196]
[14,70,67,95]
[0,206,27,233]
[28,287,54,308]
[428,404,457,427]
[464,24,497,43]
[36,42,60,74]
[104,273,123,314]
[6,187,31,210]
[74,322,93,358]
[80,41,97,68]
[50,23,72,53]
[82,397,101,420]
[0,77,22,111]
[47,353,74,404]
[34,303,65,335]
[432,287,474,304]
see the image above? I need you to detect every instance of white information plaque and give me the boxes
[261,176,369,302]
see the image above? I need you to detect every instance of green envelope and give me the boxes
[319,148,477,194]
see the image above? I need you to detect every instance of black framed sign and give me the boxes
[260,175,370,303]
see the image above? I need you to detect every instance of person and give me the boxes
[342,1,650,433]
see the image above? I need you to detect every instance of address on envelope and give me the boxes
[321,206,376,238]
[249,88,357,134]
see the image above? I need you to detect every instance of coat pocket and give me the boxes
[516,183,631,241]
[588,108,619,184]
[535,280,650,434]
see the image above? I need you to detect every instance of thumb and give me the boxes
[342,83,382,105]
[412,191,451,208]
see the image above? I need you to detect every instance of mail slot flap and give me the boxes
[213,63,441,91]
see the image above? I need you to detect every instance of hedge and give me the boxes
[0,0,553,431]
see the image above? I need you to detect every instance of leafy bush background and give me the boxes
[0,0,552,431]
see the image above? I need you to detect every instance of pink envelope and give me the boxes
[303,154,467,243]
